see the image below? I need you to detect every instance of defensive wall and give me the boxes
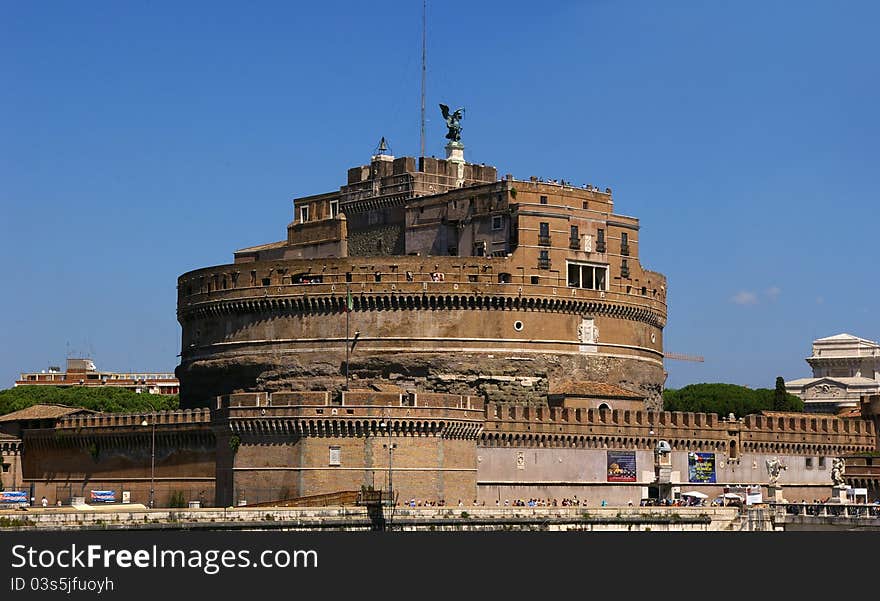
[11,392,879,508]
[213,390,483,507]
[477,404,877,505]
[21,409,215,507]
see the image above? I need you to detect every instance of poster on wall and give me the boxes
[607,450,637,482]
[687,452,716,483]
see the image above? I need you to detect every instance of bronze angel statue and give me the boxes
[439,103,464,142]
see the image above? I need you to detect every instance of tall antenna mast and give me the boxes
[420,0,427,158]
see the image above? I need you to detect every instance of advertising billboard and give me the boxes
[687,452,716,483]
[607,450,637,482]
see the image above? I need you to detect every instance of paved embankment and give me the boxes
[0,505,741,531]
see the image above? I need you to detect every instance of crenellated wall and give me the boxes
[476,404,877,505]
[22,409,215,507]
[213,390,484,507]
[480,404,876,455]
[8,397,880,508]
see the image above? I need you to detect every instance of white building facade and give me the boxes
[786,333,880,413]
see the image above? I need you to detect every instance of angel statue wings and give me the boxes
[439,103,464,142]
[765,457,787,485]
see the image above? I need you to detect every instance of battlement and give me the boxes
[55,409,211,431]
[482,403,877,454]
[216,390,482,411]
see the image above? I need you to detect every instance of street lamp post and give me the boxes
[379,415,396,529]
[141,414,156,509]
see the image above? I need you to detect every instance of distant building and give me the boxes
[548,381,646,412]
[786,334,880,413]
[15,358,179,395]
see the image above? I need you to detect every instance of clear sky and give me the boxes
[2,1,878,391]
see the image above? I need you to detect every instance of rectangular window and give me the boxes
[492,215,503,230]
[567,264,580,288]
[540,195,548,205]
[538,250,550,270]
[805,457,814,470]
[596,228,606,253]
[621,259,629,279]
[329,200,339,219]
[300,205,310,223]
[530,275,540,285]
[818,456,826,469]
[566,261,608,291]
[621,232,629,256]
[582,201,588,210]
[329,446,341,466]
[538,222,550,246]
[569,225,579,250]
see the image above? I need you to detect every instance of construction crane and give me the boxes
[663,351,704,362]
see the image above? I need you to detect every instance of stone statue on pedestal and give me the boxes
[831,457,846,487]
[765,457,787,485]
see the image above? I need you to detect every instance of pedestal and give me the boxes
[829,485,849,504]
[767,485,786,503]
[445,142,465,187]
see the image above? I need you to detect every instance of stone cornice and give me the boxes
[178,291,666,329]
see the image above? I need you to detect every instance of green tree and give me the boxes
[0,386,179,416]
[663,382,803,418]
[774,376,787,411]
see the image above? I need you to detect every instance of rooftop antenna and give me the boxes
[420,0,427,158]
[376,136,390,155]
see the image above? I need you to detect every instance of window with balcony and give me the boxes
[569,225,580,249]
[621,259,630,279]
[566,261,608,291]
[538,222,550,246]
[538,250,550,270]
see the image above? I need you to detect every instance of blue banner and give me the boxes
[90,490,117,503]
[0,490,28,504]
[687,452,716,483]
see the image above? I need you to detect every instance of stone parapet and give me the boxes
[481,404,876,455]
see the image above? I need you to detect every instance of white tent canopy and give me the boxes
[681,491,709,499]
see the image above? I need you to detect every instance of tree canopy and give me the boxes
[663,382,803,417]
[0,386,179,416]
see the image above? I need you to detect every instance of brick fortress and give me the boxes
[175,146,667,410]
[6,139,880,507]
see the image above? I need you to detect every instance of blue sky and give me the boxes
[2,1,878,391]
